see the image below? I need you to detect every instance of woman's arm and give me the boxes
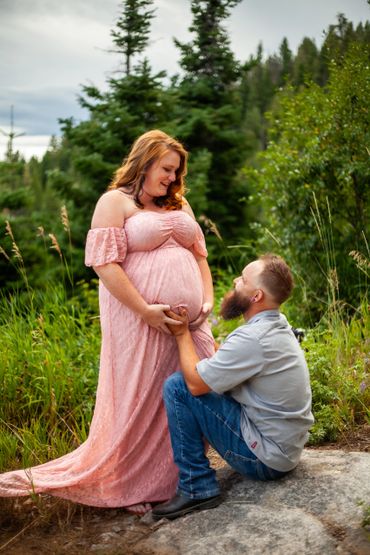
[181,198,214,329]
[90,191,180,334]
[196,256,214,306]
[189,256,214,329]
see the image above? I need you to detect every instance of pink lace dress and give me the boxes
[0,210,215,507]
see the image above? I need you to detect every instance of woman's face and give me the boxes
[142,150,181,198]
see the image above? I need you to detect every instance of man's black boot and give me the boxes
[152,492,222,520]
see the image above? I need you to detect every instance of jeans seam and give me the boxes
[224,449,257,464]
[173,385,222,498]
[173,396,186,466]
[192,394,245,444]
[225,450,266,480]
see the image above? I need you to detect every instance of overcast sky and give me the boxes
[0,0,369,159]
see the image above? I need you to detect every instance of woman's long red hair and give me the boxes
[109,130,188,210]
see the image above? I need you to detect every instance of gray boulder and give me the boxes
[132,450,370,555]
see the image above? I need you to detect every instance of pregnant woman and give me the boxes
[0,130,215,515]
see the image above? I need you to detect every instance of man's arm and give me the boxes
[167,310,211,396]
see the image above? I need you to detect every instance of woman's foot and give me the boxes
[125,502,152,516]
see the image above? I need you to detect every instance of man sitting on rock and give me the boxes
[152,253,314,521]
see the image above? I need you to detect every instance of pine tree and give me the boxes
[318,14,357,84]
[279,37,293,85]
[172,0,247,252]
[110,0,155,76]
[239,44,277,156]
[293,37,320,86]
[175,0,241,105]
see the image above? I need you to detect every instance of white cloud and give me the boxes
[0,135,52,161]
[2,12,113,89]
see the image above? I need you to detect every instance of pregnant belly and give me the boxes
[124,247,204,323]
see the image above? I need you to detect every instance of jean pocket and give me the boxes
[224,450,268,481]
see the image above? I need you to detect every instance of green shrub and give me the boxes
[303,300,369,443]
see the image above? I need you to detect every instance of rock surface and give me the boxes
[2,449,370,554]
[131,450,370,555]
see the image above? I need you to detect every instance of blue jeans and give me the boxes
[163,372,288,500]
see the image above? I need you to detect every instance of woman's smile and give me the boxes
[142,150,180,201]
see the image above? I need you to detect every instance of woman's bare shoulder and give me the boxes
[91,189,135,228]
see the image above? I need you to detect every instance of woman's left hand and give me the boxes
[189,301,213,330]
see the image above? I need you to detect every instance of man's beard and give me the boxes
[220,290,252,321]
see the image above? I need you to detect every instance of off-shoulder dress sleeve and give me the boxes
[85,227,127,267]
[192,223,208,258]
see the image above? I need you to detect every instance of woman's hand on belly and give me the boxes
[142,303,182,334]
[188,301,213,330]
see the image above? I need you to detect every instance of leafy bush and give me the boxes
[247,43,370,319]
[302,300,369,443]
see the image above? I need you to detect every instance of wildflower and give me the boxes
[210,313,219,326]
[359,381,367,393]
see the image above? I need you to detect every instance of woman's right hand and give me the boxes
[141,304,182,334]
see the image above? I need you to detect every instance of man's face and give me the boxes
[220,261,263,321]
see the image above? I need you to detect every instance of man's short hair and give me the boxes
[258,254,294,305]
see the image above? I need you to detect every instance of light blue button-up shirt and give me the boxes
[197,310,314,471]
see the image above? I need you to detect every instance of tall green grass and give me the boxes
[0,212,101,472]
[304,299,369,443]
[0,283,100,471]
[305,194,369,441]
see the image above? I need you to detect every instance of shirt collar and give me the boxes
[246,309,281,325]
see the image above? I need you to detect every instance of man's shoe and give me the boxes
[152,492,222,521]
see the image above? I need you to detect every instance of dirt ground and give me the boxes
[1,425,369,555]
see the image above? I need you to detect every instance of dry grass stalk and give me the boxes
[349,250,370,279]
[0,246,10,261]
[198,215,223,241]
[349,250,370,269]
[60,205,70,234]
[48,234,62,258]
[328,267,339,292]
[5,220,15,242]
[5,220,24,262]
